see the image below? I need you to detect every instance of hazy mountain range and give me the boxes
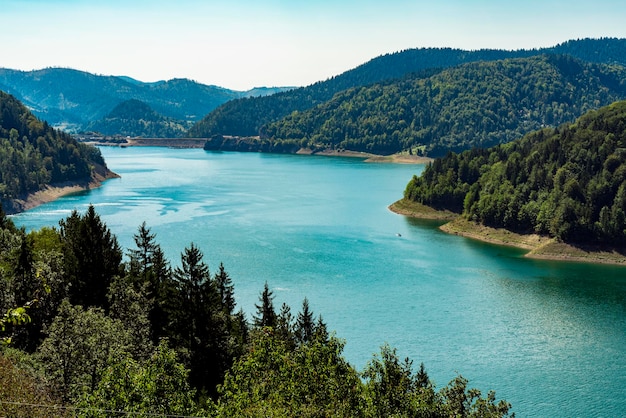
[2,37,626,150]
[0,67,294,134]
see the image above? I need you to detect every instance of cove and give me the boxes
[11,146,626,417]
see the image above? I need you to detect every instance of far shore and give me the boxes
[389,199,626,266]
[88,137,432,164]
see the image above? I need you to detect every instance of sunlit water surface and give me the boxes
[12,147,626,417]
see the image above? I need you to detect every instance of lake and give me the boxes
[11,146,626,417]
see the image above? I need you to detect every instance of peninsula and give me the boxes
[392,101,626,267]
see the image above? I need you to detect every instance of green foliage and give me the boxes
[169,243,246,396]
[0,92,108,210]
[404,100,626,244]
[216,329,365,417]
[253,281,277,328]
[0,207,512,416]
[76,341,201,418]
[362,344,513,417]
[59,205,123,309]
[262,55,626,156]
[36,300,132,402]
[190,38,626,151]
[86,99,191,138]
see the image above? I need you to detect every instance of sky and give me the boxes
[1,0,626,91]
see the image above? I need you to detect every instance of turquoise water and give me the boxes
[11,147,626,417]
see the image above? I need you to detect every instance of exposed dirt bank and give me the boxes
[389,199,626,266]
[4,165,119,215]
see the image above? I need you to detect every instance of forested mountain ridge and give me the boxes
[85,99,190,138]
[189,37,626,140]
[261,54,626,156]
[0,67,294,134]
[0,91,112,213]
[403,100,626,245]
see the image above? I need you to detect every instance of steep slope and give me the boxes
[189,38,626,139]
[0,91,113,213]
[86,99,189,138]
[261,55,626,156]
[402,100,626,245]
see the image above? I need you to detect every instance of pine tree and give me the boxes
[128,221,157,281]
[215,262,235,315]
[296,297,315,344]
[59,205,123,309]
[254,282,276,328]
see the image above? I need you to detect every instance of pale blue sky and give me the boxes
[1,0,625,90]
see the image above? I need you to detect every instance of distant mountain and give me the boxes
[402,100,626,245]
[189,37,626,140]
[260,54,626,156]
[85,99,190,138]
[0,68,294,135]
[0,91,114,213]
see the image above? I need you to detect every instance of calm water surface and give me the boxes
[12,147,626,417]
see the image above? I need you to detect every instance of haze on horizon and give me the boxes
[2,0,626,91]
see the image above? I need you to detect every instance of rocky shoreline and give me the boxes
[389,199,626,266]
[4,164,119,215]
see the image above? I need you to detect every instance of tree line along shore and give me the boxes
[389,199,626,266]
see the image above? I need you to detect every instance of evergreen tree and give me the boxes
[171,243,230,396]
[128,221,157,281]
[254,282,276,328]
[295,297,315,344]
[58,205,123,309]
[215,262,235,315]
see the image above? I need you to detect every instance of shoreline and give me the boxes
[389,199,626,266]
[5,166,119,215]
[89,138,432,164]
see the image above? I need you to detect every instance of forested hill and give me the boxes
[0,91,111,213]
[85,99,190,138]
[189,37,626,140]
[261,55,626,156]
[403,100,626,245]
[0,68,294,134]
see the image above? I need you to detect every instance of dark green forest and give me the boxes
[0,91,109,213]
[403,100,626,245]
[0,207,513,417]
[85,99,190,138]
[261,55,626,156]
[189,38,626,147]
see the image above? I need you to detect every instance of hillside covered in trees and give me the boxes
[262,54,626,156]
[85,99,190,138]
[402,101,626,245]
[189,37,626,147]
[0,91,113,213]
[0,207,513,417]
[0,68,293,136]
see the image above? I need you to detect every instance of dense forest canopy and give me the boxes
[85,99,190,138]
[0,207,513,417]
[0,91,108,212]
[403,100,626,245]
[189,38,626,144]
[260,54,626,156]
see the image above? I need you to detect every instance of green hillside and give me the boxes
[403,100,626,245]
[261,54,626,156]
[0,91,111,213]
[189,38,626,141]
[86,99,190,138]
[0,68,293,135]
